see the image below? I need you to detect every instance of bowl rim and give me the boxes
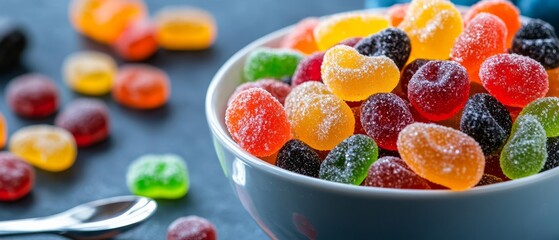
[205,8,559,199]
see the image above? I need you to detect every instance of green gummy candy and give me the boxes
[519,97,559,137]
[127,154,189,199]
[243,47,303,82]
[319,134,378,185]
[500,115,547,179]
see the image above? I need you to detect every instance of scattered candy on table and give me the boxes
[55,98,110,147]
[62,51,117,96]
[0,152,34,201]
[5,73,59,118]
[9,125,77,172]
[154,6,217,50]
[127,154,189,199]
[167,216,217,240]
[114,19,158,61]
[113,64,170,109]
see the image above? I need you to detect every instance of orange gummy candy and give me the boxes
[464,0,521,48]
[281,17,320,55]
[113,64,170,109]
[547,68,559,97]
[386,4,408,27]
[0,113,5,149]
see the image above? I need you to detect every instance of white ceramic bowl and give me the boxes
[205,9,559,240]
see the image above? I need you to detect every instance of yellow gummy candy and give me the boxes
[63,51,117,96]
[322,45,400,102]
[154,6,217,50]
[314,13,390,51]
[0,113,5,149]
[285,82,355,150]
[9,125,77,172]
[399,0,463,61]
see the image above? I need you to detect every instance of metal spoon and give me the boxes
[0,195,157,239]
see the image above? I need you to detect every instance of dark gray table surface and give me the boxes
[0,0,362,239]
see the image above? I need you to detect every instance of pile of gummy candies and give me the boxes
[0,0,219,239]
[226,0,559,191]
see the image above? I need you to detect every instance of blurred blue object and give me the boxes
[364,0,480,8]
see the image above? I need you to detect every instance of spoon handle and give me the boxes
[0,218,54,236]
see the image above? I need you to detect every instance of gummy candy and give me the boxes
[476,174,503,186]
[114,19,157,61]
[0,18,26,70]
[484,153,508,180]
[55,98,110,147]
[281,17,319,55]
[460,93,512,155]
[226,88,291,157]
[399,0,463,61]
[336,37,362,47]
[276,139,321,178]
[511,19,559,69]
[479,54,548,107]
[354,28,411,69]
[362,156,430,189]
[229,79,291,105]
[543,137,559,172]
[9,125,76,172]
[547,67,559,97]
[395,58,430,100]
[154,6,217,50]
[284,82,354,150]
[243,47,304,82]
[386,3,408,27]
[519,97,559,137]
[0,114,5,149]
[167,216,217,240]
[314,13,389,50]
[321,45,399,102]
[0,152,34,201]
[319,134,378,185]
[464,0,521,48]
[500,115,547,179]
[292,52,324,87]
[69,0,146,44]
[407,60,470,121]
[351,106,366,135]
[63,51,117,96]
[397,123,485,190]
[127,154,189,199]
[360,93,414,151]
[113,64,170,109]
[451,13,507,83]
[6,74,58,118]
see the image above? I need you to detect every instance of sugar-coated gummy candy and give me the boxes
[9,125,76,172]
[395,58,430,100]
[292,52,324,87]
[460,93,512,155]
[362,156,430,189]
[0,113,5,149]
[229,79,291,105]
[476,174,503,186]
[167,216,217,240]
[543,137,559,172]
[336,37,362,47]
[63,51,117,96]
[322,45,400,102]
[397,123,485,190]
[547,67,559,97]
[6,74,58,118]
[355,28,411,69]
[314,13,389,50]
[276,139,321,178]
[154,6,217,50]
[351,106,366,135]
[227,88,291,157]
[0,18,26,70]
[519,97,559,137]
[511,19,559,69]
[319,134,378,185]
[360,93,414,151]
[284,82,354,150]
[399,0,463,61]
[464,0,521,48]
[280,17,319,55]
[0,152,34,201]
[243,47,304,82]
[500,115,547,179]
[69,0,146,44]
[408,61,470,121]
[386,3,408,27]
[55,98,110,147]
[113,64,170,109]
[114,19,157,61]
[484,153,508,180]
[127,154,189,199]
[451,13,507,83]
[480,54,548,107]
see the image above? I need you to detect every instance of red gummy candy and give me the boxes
[167,216,217,240]
[55,98,110,147]
[0,152,34,201]
[351,106,366,135]
[6,73,58,118]
[479,54,548,107]
[362,156,431,189]
[292,52,324,87]
[396,58,431,100]
[229,79,291,105]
